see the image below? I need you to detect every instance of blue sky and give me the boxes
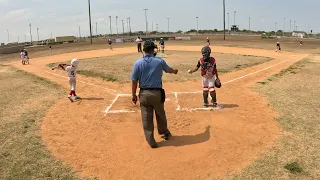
[0,0,318,43]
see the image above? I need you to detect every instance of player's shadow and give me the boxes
[158,126,211,147]
[220,104,239,109]
[80,98,105,101]
[76,97,105,105]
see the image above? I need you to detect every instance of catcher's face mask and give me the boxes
[201,46,211,62]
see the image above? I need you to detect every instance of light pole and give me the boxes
[294,21,296,31]
[275,22,277,34]
[29,23,32,43]
[234,11,236,25]
[249,17,251,33]
[196,17,199,35]
[129,17,132,34]
[122,20,124,34]
[227,12,230,33]
[223,0,226,40]
[79,26,81,38]
[6,29,9,43]
[96,22,98,35]
[116,16,118,35]
[289,19,291,32]
[283,18,286,36]
[167,18,170,33]
[127,18,129,33]
[88,0,93,44]
[24,34,26,43]
[143,9,148,35]
[109,16,112,35]
[37,28,39,42]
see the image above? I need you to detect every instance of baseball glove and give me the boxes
[215,78,222,88]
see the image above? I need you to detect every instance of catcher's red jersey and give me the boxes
[199,57,216,77]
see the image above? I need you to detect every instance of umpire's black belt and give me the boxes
[140,88,162,91]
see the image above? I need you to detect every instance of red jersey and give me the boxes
[197,57,216,77]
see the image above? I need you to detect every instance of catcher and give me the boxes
[188,46,221,107]
[52,58,81,102]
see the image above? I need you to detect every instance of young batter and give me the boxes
[56,58,81,102]
[188,46,220,107]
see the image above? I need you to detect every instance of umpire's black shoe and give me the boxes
[151,144,158,148]
[163,131,172,140]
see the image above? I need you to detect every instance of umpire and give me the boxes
[131,40,178,148]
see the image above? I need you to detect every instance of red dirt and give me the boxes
[9,46,308,179]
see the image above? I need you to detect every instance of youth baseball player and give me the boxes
[276,42,281,52]
[108,39,113,51]
[206,37,211,46]
[53,58,81,102]
[23,49,29,64]
[20,49,25,65]
[159,38,165,53]
[188,46,220,107]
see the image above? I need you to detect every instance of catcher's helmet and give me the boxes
[143,40,157,53]
[215,78,222,88]
[71,58,79,67]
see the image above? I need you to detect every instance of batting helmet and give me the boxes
[71,58,79,67]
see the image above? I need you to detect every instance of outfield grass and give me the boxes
[48,51,272,83]
[232,57,320,179]
[0,65,85,180]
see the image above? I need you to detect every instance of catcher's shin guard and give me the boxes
[210,91,217,104]
[203,92,209,106]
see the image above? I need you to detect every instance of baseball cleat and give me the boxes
[68,95,74,102]
[75,96,81,100]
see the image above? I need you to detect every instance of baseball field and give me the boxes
[1,35,320,179]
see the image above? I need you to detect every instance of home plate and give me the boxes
[180,104,223,112]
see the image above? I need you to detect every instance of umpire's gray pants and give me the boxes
[139,90,168,146]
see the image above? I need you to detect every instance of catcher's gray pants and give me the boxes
[139,89,168,146]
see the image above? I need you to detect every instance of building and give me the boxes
[55,36,75,44]
[292,31,306,38]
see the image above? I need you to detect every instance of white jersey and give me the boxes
[65,66,77,78]
[20,52,25,57]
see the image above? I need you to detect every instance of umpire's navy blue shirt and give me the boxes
[131,54,171,88]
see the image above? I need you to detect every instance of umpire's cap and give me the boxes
[143,40,157,53]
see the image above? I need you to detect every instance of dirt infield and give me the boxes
[8,45,308,179]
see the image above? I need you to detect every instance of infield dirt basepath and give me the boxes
[10,46,308,179]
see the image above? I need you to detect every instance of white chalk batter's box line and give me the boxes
[105,60,287,114]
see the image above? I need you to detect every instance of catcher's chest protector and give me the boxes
[200,57,216,76]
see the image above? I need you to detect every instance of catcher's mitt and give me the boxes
[215,78,222,88]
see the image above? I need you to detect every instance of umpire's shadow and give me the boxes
[158,126,211,147]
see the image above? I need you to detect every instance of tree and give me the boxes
[176,30,183,34]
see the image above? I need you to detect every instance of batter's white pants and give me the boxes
[68,77,76,91]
